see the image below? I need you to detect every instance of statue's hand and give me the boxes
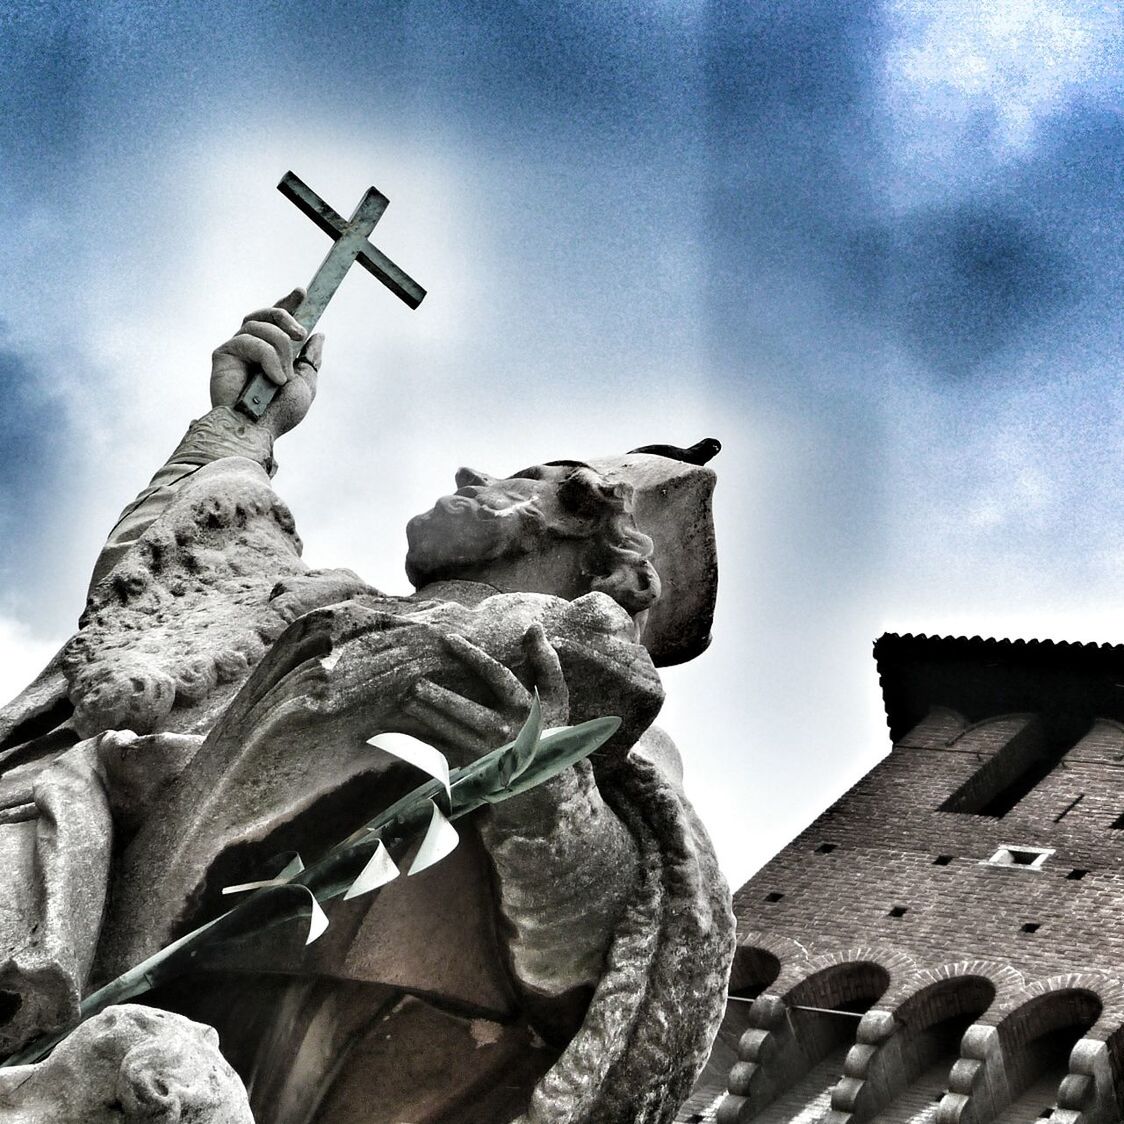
[210,287,324,438]
[402,624,570,756]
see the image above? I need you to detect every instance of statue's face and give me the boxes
[22,1005,252,1123]
[405,464,580,587]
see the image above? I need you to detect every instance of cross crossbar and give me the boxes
[278,173,424,311]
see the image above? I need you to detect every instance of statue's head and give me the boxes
[0,1005,254,1123]
[406,444,718,666]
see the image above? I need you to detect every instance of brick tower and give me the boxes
[692,632,1124,1124]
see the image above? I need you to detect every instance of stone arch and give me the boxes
[985,972,1124,1040]
[896,705,968,748]
[1075,716,1124,742]
[940,713,1047,816]
[875,961,1025,1021]
[718,950,900,1123]
[946,713,1037,748]
[830,966,1004,1121]
[996,982,1103,1045]
[767,946,917,1009]
[942,977,1119,1124]
[730,943,783,1000]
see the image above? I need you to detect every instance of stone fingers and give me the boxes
[522,624,570,726]
[401,680,505,755]
[441,633,531,711]
[212,334,290,387]
[295,333,323,375]
[238,320,302,382]
[240,303,306,339]
[271,286,305,315]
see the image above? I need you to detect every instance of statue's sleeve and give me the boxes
[87,407,277,595]
[481,759,639,1000]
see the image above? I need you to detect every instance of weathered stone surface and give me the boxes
[61,457,311,740]
[196,826,518,1018]
[97,730,206,839]
[0,738,111,1054]
[310,995,556,1124]
[95,583,664,983]
[0,1004,252,1122]
[517,754,735,1123]
[585,452,718,667]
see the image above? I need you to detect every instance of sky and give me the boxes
[0,1,1122,887]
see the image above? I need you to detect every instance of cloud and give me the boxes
[882,0,1124,196]
[0,329,97,639]
[0,614,58,703]
[0,340,52,488]
[0,0,1120,890]
[845,201,1071,378]
[0,336,67,579]
[699,2,1110,383]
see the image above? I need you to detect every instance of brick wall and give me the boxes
[734,711,1124,983]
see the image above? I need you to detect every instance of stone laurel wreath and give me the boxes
[3,694,619,1068]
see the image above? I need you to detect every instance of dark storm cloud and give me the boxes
[0,5,86,190]
[841,99,1124,383]
[843,96,1124,381]
[697,2,892,588]
[36,0,705,156]
[700,2,883,367]
[1013,105,1124,313]
[845,204,1071,380]
[705,0,876,135]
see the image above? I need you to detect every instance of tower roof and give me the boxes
[874,632,1124,744]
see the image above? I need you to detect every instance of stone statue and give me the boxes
[0,291,734,1122]
[0,1004,253,1123]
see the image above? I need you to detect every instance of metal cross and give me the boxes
[236,170,426,419]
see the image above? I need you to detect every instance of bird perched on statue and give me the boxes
[627,437,721,465]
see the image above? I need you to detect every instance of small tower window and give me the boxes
[888,906,908,918]
[814,842,837,854]
[764,891,784,902]
[986,845,1053,870]
[933,855,953,866]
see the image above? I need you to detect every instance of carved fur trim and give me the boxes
[518,756,736,1123]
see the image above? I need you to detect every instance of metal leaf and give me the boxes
[302,887,330,944]
[407,800,459,875]
[367,731,451,805]
[343,840,400,899]
[221,852,305,895]
[482,717,621,803]
[500,689,543,786]
[2,711,620,1070]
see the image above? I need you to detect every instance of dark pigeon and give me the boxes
[626,437,721,465]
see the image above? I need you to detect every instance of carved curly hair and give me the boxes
[532,462,662,616]
[553,465,656,615]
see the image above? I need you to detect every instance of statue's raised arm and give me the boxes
[87,288,323,593]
